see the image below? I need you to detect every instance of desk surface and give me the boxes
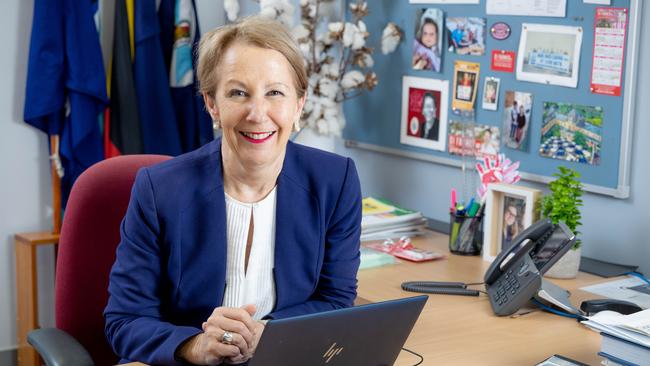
[362,231,605,366]
[125,231,609,366]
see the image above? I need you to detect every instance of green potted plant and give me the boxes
[539,166,584,278]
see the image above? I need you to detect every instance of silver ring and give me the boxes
[221,331,234,345]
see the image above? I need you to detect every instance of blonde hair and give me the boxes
[197,16,307,99]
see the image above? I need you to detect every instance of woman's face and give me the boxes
[504,206,517,226]
[421,22,438,49]
[422,96,436,122]
[204,42,305,168]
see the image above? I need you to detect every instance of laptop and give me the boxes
[248,295,428,366]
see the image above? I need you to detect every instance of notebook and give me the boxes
[248,295,428,365]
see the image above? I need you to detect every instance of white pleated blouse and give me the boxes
[222,188,277,320]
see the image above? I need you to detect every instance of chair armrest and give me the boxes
[27,328,94,366]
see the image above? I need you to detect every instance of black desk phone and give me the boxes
[484,218,576,316]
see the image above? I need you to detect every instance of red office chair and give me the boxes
[28,155,171,366]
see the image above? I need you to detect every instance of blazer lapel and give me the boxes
[273,144,322,311]
[176,141,228,315]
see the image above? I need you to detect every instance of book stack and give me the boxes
[581,308,650,366]
[361,197,427,242]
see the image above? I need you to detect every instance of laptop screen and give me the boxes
[248,295,428,366]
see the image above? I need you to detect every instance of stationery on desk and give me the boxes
[581,309,650,366]
[361,197,427,241]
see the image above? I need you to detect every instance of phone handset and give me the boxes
[484,218,554,285]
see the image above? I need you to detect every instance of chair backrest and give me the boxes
[55,155,171,366]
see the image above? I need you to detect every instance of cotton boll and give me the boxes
[224,0,239,21]
[328,22,344,33]
[319,78,339,99]
[381,22,402,55]
[293,24,310,40]
[320,63,339,78]
[316,118,330,135]
[341,70,365,90]
[357,20,367,33]
[342,23,356,48]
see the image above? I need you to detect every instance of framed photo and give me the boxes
[481,77,500,111]
[452,60,480,111]
[412,8,444,72]
[482,183,541,262]
[502,90,533,151]
[516,23,583,88]
[400,76,449,151]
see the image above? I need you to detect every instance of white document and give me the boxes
[486,0,567,17]
[581,309,650,348]
[581,277,650,309]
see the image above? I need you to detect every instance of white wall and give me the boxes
[0,0,56,351]
[337,3,650,275]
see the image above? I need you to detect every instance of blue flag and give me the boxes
[24,0,107,208]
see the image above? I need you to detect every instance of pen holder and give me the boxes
[448,212,483,256]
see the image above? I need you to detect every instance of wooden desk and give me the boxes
[361,231,605,365]
[125,230,608,365]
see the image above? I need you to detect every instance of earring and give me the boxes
[212,119,221,130]
[293,119,301,132]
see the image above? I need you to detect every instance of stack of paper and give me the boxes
[361,197,427,241]
[581,309,650,365]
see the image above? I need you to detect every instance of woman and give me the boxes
[516,105,526,144]
[104,16,362,365]
[412,17,441,72]
[502,204,521,250]
[419,93,439,141]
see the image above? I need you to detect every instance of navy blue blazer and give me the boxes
[104,138,362,365]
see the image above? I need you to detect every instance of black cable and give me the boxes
[401,347,424,366]
[465,282,485,286]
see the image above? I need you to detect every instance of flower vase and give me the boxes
[544,247,581,279]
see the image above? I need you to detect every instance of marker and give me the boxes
[466,198,475,215]
[450,189,457,213]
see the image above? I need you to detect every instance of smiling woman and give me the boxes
[104,16,362,366]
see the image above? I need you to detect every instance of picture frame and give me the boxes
[482,183,541,262]
[412,8,444,72]
[400,76,449,151]
[481,77,500,111]
[452,60,480,111]
[516,23,583,88]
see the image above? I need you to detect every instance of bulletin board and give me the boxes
[342,0,641,198]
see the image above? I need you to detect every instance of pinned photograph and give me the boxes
[502,91,533,151]
[412,8,444,72]
[448,121,500,159]
[452,60,480,111]
[400,76,449,151]
[540,102,603,165]
[446,17,486,56]
[516,23,583,88]
[481,77,500,111]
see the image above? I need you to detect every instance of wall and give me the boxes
[337,3,650,274]
[0,0,57,355]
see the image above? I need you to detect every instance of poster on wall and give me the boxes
[516,23,583,88]
[448,121,500,159]
[412,8,444,72]
[446,17,486,56]
[486,0,566,17]
[502,91,533,151]
[400,76,449,151]
[491,50,516,72]
[452,60,480,111]
[539,102,603,165]
[590,7,628,96]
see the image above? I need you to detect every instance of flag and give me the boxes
[24,0,107,207]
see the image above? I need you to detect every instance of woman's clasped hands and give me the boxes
[178,304,265,365]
